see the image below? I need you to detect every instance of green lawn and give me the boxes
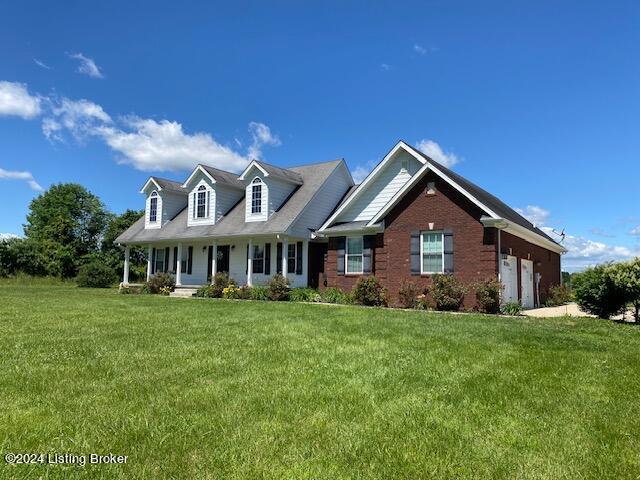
[1,283,639,479]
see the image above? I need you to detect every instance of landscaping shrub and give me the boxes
[352,276,387,306]
[76,260,117,288]
[545,284,573,307]
[249,286,270,301]
[222,284,241,299]
[573,264,627,319]
[611,258,640,322]
[145,272,176,294]
[118,284,143,294]
[289,288,322,303]
[398,281,421,309]
[474,278,502,314]
[430,274,467,311]
[321,287,352,304]
[268,274,290,301]
[501,301,522,316]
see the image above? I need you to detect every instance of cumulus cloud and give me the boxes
[96,117,248,172]
[0,81,41,119]
[629,225,640,236]
[351,165,370,184]
[42,97,111,140]
[247,121,281,160]
[0,233,20,240]
[515,205,550,227]
[0,167,43,191]
[416,139,459,168]
[68,53,104,78]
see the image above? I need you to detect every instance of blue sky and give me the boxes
[0,1,638,271]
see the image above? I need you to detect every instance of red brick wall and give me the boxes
[323,171,561,309]
[499,231,561,305]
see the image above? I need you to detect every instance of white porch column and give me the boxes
[211,241,217,283]
[146,245,152,281]
[281,238,288,279]
[123,246,130,285]
[247,238,253,286]
[176,243,183,286]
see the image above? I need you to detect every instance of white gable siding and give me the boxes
[215,184,244,221]
[289,163,352,238]
[160,192,187,225]
[337,151,421,222]
[144,191,162,229]
[267,177,295,216]
[187,177,216,227]
[245,175,268,222]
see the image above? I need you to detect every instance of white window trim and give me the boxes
[195,185,208,219]
[252,243,265,274]
[287,243,296,274]
[420,231,444,275]
[149,191,159,223]
[155,248,165,273]
[345,235,364,275]
[251,177,263,215]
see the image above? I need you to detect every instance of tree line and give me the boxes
[0,183,146,282]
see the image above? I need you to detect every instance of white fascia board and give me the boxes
[315,222,384,238]
[318,141,426,232]
[481,217,567,254]
[238,161,268,181]
[182,165,216,188]
[139,177,162,194]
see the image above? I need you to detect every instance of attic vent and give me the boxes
[426,181,436,195]
[401,157,409,171]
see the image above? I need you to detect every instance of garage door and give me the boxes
[520,259,534,309]
[500,255,518,304]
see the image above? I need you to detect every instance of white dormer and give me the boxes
[141,177,187,230]
[145,190,162,229]
[187,180,215,226]
[246,176,268,222]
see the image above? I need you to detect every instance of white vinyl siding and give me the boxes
[215,185,244,221]
[337,151,421,222]
[421,232,444,274]
[187,178,216,227]
[244,172,296,222]
[245,175,268,222]
[346,236,363,274]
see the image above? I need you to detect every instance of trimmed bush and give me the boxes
[145,272,175,294]
[268,274,290,301]
[573,264,627,319]
[612,258,640,322]
[474,278,502,314]
[321,287,351,304]
[249,286,270,301]
[76,261,117,288]
[545,284,573,307]
[398,281,421,309]
[352,276,387,306]
[501,301,522,316]
[289,288,321,303]
[430,274,467,311]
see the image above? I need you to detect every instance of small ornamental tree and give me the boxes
[612,258,640,322]
[573,264,627,319]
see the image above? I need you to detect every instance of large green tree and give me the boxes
[23,184,111,277]
[100,209,147,281]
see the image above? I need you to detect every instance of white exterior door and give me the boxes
[500,255,518,304]
[520,259,534,309]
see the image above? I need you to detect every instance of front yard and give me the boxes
[1,282,639,479]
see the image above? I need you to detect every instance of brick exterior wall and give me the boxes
[324,171,561,309]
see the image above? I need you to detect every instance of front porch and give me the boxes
[122,236,311,288]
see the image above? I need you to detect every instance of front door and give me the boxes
[520,259,534,309]
[217,245,230,274]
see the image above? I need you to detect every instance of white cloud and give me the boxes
[96,117,249,173]
[380,63,391,71]
[415,139,459,168]
[0,81,41,119]
[247,121,281,160]
[0,168,43,191]
[68,53,104,78]
[589,227,615,238]
[33,58,51,70]
[351,165,370,184]
[414,44,427,55]
[515,205,550,227]
[43,97,111,140]
[629,225,640,236]
[0,233,20,240]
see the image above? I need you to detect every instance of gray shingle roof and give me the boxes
[152,177,188,194]
[116,159,344,244]
[199,164,244,189]
[404,143,558,244]
[255,160,304,185]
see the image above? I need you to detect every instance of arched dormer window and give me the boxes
[149,191,158,223]
[251,177,263,214]
[194,184,209,219]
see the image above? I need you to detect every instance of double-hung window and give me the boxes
[155,248,165,273]
[149,191,158,223]
[421,232,444,274]
[287,243,296,274]
[346,236,363,274]
[196,185,207,219]
[252,244,264,274]
[251,178,262,214]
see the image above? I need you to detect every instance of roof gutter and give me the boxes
[480,216,567,254]
[314,222,384,238]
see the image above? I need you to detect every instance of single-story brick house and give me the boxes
[116,141,566,308]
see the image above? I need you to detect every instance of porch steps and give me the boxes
[169,287,199,298]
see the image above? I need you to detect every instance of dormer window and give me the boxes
[195,185,208,219]
[251,178,262,214]
[149,191,158,223]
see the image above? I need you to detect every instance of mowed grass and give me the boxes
[0,283,639,479]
